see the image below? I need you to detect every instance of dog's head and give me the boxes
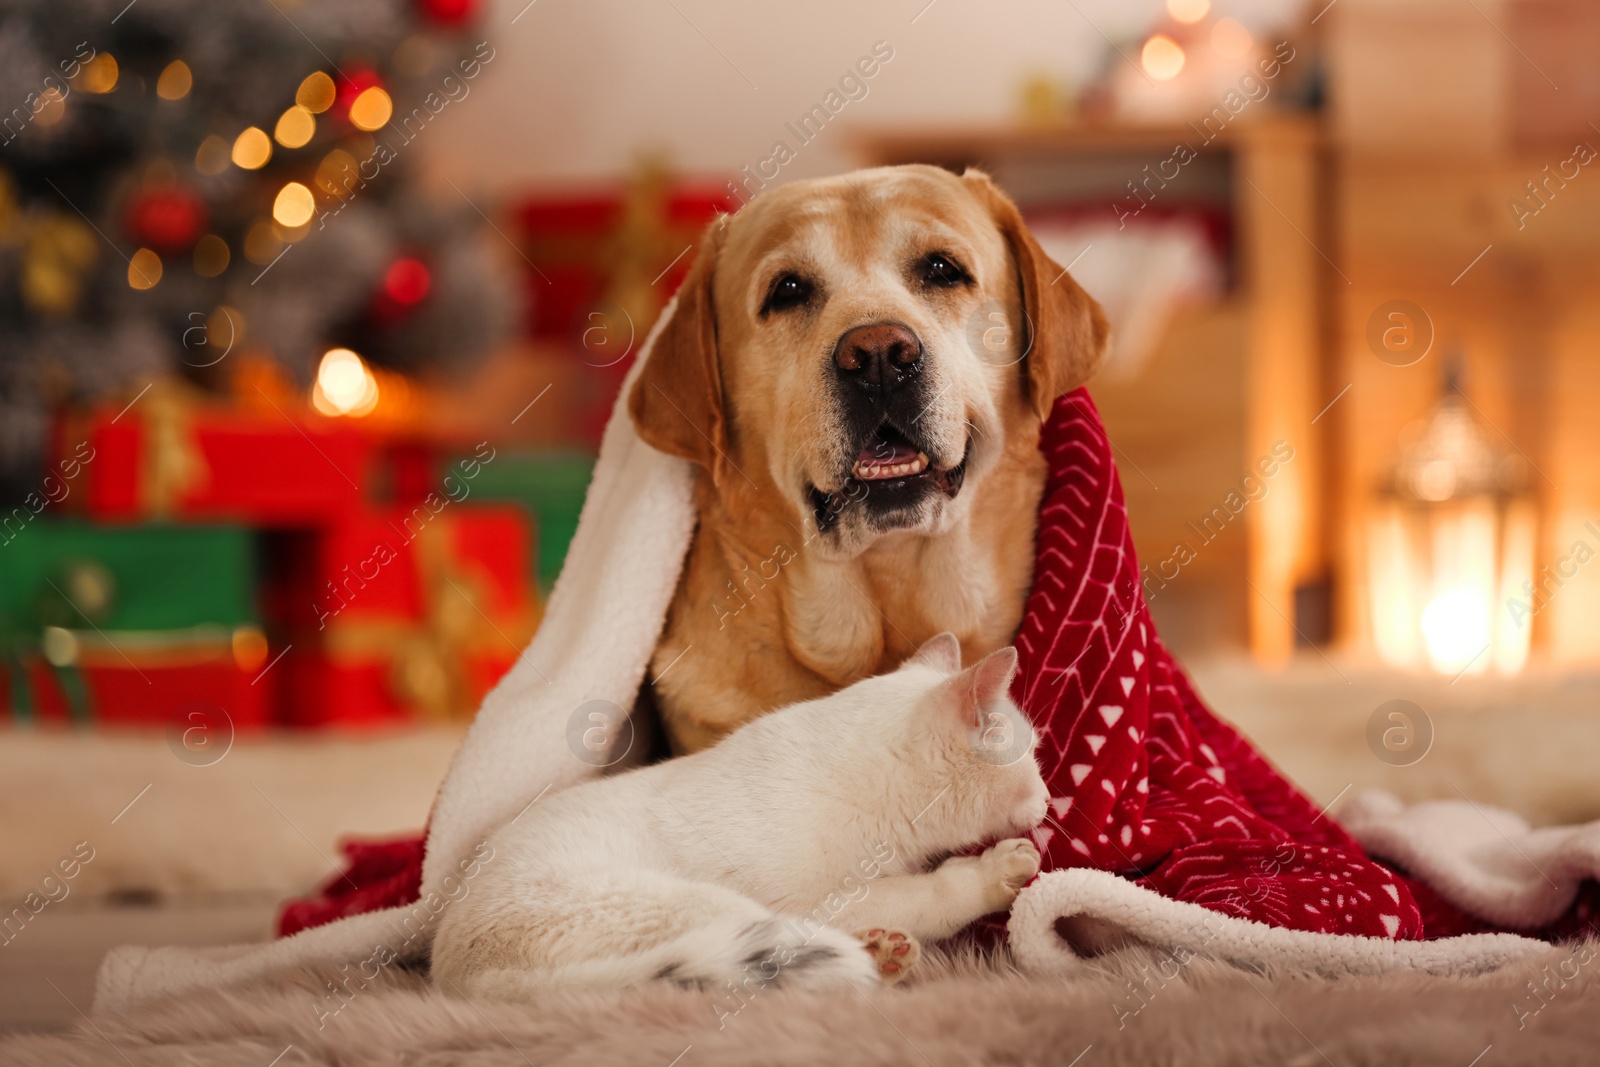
[629,165,1108,556]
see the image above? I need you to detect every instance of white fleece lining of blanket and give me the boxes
[1340,789,1600,931]
[1008,869,1547,978]
[92,299,1579,1014]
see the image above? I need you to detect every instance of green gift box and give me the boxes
[459,450,594,593]
[0,521,260,723]
[0,521,257,632]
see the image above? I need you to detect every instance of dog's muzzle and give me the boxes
[809,322,969,533]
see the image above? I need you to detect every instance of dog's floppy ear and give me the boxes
[963,168,1110,420]
[627,220,729,485]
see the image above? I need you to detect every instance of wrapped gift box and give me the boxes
[55,390,374,526]
[0,521,273,727]
[453,449,594,592]
[11,653,273,729]
[513,185,733,340]
[266,504,538,726]
[512,181,735,446]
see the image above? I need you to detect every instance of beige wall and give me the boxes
[416,0,1305,194]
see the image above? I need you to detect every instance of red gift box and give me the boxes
[508,184,733,447]
[513,184,734,340]
[57,392,374,526]
[266,504,538,727]
[7,645,273,731]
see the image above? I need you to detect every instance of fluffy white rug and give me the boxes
[1195,658,1600,827]
[0,726,462,899]
[5,941,1597,1065]
[9,658,1599,905]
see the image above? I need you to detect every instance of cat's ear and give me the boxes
[908,632,961,675]
[943,646,1019,729]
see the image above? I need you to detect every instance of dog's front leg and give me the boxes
[824,838,1040,942]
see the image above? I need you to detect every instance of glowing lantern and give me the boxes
[1367,363,1535,676]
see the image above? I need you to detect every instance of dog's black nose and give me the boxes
[833,322,923,390]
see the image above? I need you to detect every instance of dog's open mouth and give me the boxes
[810,423,968,532]
[852,436,929,481]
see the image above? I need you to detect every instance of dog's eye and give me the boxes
[919,252,971,289]
[761,273,814,315]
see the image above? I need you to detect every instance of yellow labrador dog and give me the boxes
[630,165,1108,754]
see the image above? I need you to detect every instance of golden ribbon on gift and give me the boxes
[602,153,678,335]
[322,513,538,720]
[138,381,208,518]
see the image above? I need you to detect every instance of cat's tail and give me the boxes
[457,914,877,999]
[642,914,878,992]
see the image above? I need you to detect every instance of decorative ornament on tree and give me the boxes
[333,68,387,126]
[0,2,518,493]
[24,215,99,316]
[417,0,479,27]
[370,256,433,324]
[125,185,207,256]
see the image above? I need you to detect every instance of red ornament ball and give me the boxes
[383,258,432,306]
[417,0,478,26]
[369,257,433,324]
[125,186,207,256]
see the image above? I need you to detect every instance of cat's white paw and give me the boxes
[855,927,920,985]
[978,838,1040,910]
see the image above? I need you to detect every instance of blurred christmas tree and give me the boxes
[0,0,520,498]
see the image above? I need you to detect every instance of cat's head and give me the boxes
[887,633,1049,851]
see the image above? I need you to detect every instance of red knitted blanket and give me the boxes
[1017,391,1446,940]
[281,389,1583,943]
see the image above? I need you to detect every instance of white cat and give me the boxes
[431,633,1048,999]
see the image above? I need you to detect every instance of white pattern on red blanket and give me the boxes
[1012,391,1420,940]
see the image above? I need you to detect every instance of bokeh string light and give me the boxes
[127,248,161,290]
[348,87,394,132]
[77,53,118,93]
[272,183,317,229]
[1211,18,1254,59]
[193,234,230,278]
[0,0,514,477]
[311,348,380,417]
[231,127,272,170]
[156,60,192,100]
[296,71,338,113]
[274,106,316,149]
[1141,34,1186,81]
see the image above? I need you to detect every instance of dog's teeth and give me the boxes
[851,452,931,481]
